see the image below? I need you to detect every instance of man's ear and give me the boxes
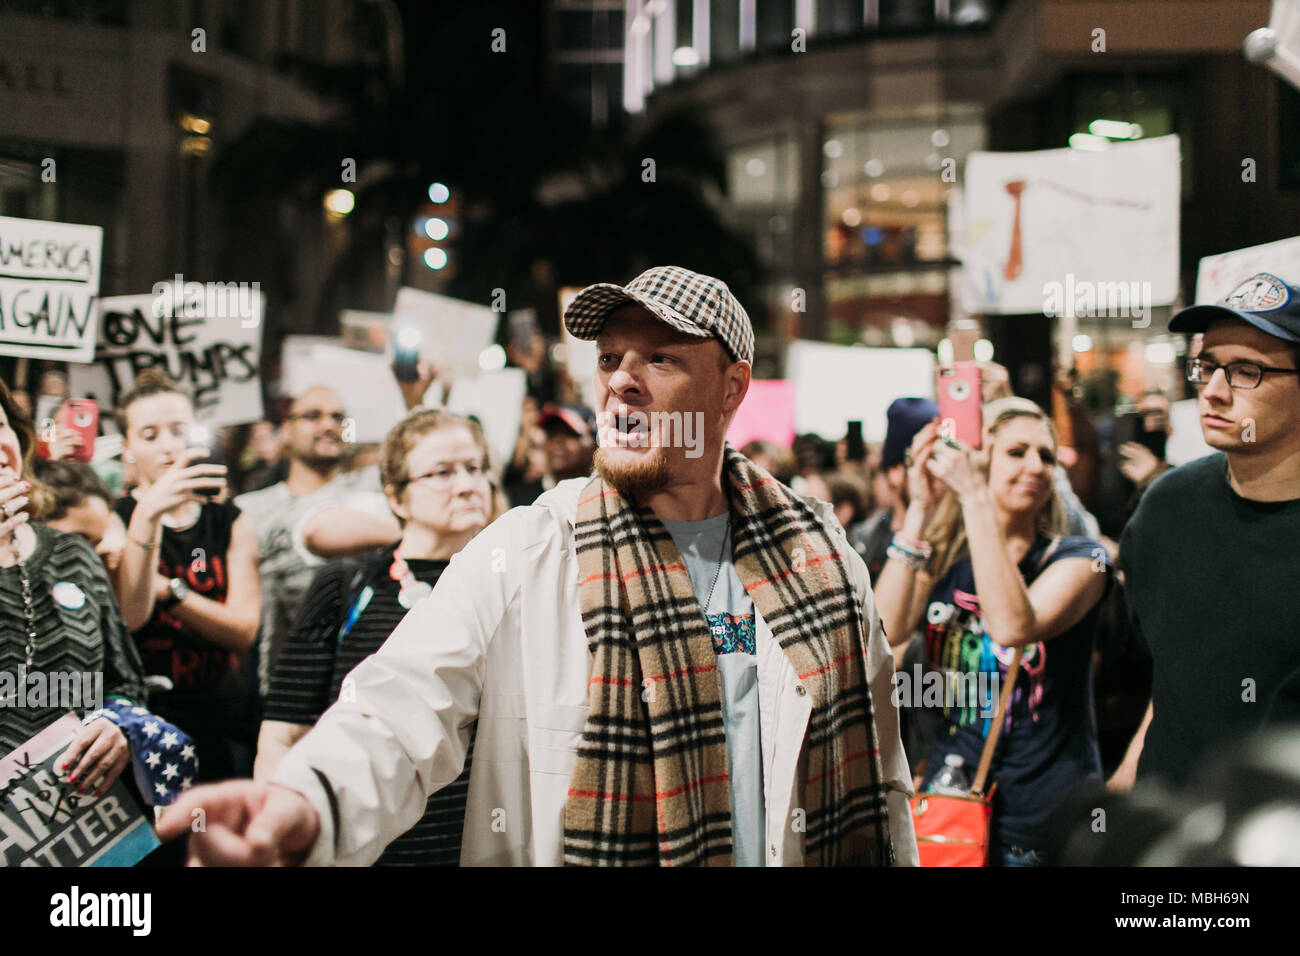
[724,360,752,413]
[384,484,409,522]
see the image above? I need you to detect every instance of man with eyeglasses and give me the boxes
[235,387,392,697]
[1109,273,1300,792]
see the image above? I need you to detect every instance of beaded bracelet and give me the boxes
[886,544,928,569]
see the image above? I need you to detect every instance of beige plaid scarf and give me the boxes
[563,445,894,866]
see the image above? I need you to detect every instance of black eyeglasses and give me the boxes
[405,461,488,489]
[1185,357,1300,390]
[288,410,347,424]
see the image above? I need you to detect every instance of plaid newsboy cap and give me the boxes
[563,265,754,364]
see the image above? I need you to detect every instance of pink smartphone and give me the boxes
[936,363,983,449]
[60,399,98,463]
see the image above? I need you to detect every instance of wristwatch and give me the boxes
[159,577,190,609]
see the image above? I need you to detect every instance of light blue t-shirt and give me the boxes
[660,512,764,867]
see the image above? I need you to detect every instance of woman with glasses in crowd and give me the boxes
[255,408,497,866]
[873,397,1112,867]
[0,378,147,800]
[112,369,262,783]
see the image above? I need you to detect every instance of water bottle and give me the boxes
[928,754,970,795]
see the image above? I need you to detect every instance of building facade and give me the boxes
[0,0,383,383]
[629,0,1298,404]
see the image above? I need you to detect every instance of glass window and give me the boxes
[555,10,595,48]
[756,0,794,52]
[879,0,933,32]
[727,139,798,207]
[710,0,740,63]
[816,0,862,38]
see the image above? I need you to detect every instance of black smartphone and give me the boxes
[187,426,224,500]
[508,309,539,351]
[1113,412,1167,460]
[392,327,422,383]
[845,420,866,462]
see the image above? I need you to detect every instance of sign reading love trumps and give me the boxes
[0,215,103,362]
[68,291,264,427]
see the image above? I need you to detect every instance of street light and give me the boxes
[324,189,355,216]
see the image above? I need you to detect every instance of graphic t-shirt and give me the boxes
[661,512,764,868]
[1122,453,1300,787]
[114,498,252,764]
[920,535,1109,849]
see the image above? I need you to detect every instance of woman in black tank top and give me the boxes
[110,370,262,783]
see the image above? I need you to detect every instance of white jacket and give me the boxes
[272,477,919,866]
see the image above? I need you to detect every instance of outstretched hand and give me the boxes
[155,779,321,866]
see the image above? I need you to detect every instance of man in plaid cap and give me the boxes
[160,266,918,867]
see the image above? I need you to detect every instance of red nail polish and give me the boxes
[67,775,77,783]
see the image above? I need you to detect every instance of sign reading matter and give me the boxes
[0,215,103,362]
[68,291,264,427]
[0,714,159,867]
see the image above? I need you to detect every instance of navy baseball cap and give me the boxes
[1169,273,1300,344]
[881,397,940,469]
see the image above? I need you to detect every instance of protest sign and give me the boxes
[446,367,527,471]
[68,291,264,428]
[339,310,391,353]
[282,336,407,444]
[727,379,796,449]
[393,287,499,381]
[1194,235,1300,305]
[1166,398,1214,467]
[0,215,103,362]
[785,341,935,443]
[0,713,159,867]
[558,286,598,408]
[961,136,1180,315]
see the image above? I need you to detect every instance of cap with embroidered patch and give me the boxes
[563,265,754,364]
[1169,272,1300,344]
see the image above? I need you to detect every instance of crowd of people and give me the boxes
[1,263,1297,867]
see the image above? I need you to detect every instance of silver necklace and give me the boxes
[18,560,36,669]
[702,516,731,614]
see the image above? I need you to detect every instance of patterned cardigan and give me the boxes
[0,522,146,754]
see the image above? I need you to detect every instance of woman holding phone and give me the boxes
[873,397,1111,867]
[0,377,148,797]
[112,370,262,782]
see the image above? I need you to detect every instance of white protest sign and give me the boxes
[1194,235,1300,305]
[785,341,936,443]
[281,337,407,444]
[446,367,527,472]
[339,309,391,353]
[0,215,103,362]
[1166,397,1214,467]
[67,291,264,427]
[558,286,598,408]
[392,287,499,381]
[962,136,1180,316]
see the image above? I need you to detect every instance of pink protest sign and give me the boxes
[727,380,796,449]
